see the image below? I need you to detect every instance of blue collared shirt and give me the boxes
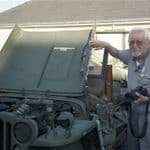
[117,49,150,94]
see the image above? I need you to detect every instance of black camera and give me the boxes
[121,86,148,106]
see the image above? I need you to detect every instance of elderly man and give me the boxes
[90,27,150,150]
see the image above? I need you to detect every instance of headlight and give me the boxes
[13,122,32,144]
[13,120,38,144]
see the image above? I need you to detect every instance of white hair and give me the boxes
[128,27,150,41]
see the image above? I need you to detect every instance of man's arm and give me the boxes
[89,40,119,58]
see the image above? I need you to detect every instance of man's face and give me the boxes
[129,31,149,58]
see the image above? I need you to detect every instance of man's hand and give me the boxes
[89,40,110,49]
[133,92,149,104]
[89,39,118,58]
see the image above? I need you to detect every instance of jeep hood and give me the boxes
[0,26,92,96]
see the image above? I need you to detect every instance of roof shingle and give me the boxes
[0,0,150,24]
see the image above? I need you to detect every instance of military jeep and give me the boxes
[0,26,127,150]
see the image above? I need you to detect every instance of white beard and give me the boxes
[132,51,142,57]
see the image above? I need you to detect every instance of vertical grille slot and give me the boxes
[6,122,11,150]
[0,119,4,150]
[0,121,12,150]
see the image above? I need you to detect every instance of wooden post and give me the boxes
[104,65,112,101]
